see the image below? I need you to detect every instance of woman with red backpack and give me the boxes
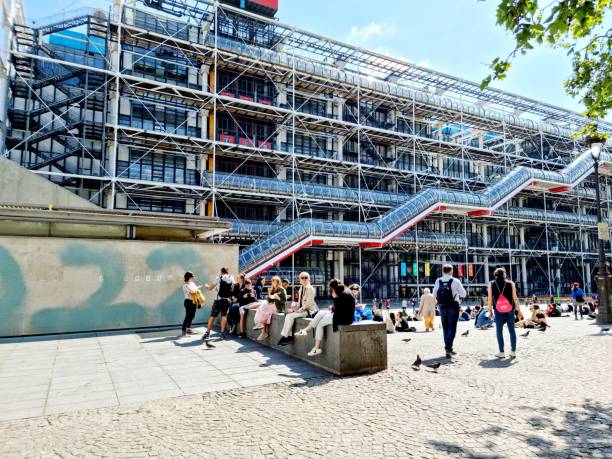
[487,267,520,359]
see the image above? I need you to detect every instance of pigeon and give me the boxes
[538,324,548,332]
[402,338,412,343]
[520,330,530,338]
[425,362,441,372]
[411,354,422,370]
[461,330,469,337]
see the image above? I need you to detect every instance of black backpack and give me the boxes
[436,279,454,306]
[218,277,233,298]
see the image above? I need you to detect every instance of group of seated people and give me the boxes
[229,272,356,357]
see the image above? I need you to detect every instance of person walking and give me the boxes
[570,282,585,320]
[202,267,235,341]
[417,287,436,332]
[433,264,466,358]
[182,272,203,336]
[487,267,520,359]
[277,272,318,346]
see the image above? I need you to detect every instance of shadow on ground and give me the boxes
[430,399,612,458]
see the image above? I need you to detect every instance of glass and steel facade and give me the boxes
[3,0,612,299]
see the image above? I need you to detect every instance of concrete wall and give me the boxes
[0,156,98,209]
[0,236,238,336]
[244,311,387,376]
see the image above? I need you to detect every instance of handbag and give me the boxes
[191,289,205,309]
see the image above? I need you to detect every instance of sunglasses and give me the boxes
[300,276,308,280]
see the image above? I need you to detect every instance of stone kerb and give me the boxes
[244,310,387,376]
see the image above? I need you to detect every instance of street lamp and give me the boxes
[586,133,611,323]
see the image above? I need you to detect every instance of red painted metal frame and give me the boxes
[467,210,491,217]
[548,185,572,193]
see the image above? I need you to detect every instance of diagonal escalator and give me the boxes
[239,150,611,277]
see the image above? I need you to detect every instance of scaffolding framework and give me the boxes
[2,0,612,300]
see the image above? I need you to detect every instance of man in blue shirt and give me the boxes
[433,264,467,358]
[570,282,585,320]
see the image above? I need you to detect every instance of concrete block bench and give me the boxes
[244,310,387,376]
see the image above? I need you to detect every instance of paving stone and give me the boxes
[0,318,609,458]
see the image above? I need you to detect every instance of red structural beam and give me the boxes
[468,210,492,217]
[250,0,278,8]
[548,185,572,193]
[359,242,384,248]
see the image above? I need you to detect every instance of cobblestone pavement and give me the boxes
[1,317,611,458]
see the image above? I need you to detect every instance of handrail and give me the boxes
[239,150,612,276]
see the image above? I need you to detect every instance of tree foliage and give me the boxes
[482,0,612,138]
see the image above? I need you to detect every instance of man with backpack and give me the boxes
[203,267,235,341]
[570,282,585,320]
[433,264,467,358]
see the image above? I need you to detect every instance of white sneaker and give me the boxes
[256,332,268,341]
[253,324,264,330]
[295,329,309,337]
[495,352,505,359]
[307,348,322,356]
[510,352,517,359]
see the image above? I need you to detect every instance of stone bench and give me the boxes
[244,310,387,376]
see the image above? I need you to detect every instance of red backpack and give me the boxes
[494,281,513,313]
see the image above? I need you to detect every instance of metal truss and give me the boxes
[3,0,612,298]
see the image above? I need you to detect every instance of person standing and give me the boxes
[433,264,466,358]
[570,282,585,320]
[228,273,245,336]
[277,272,318,346]
[487,267,520,359]
[202,267,235,341]
[417,287,436,332]
[182,272,202,336]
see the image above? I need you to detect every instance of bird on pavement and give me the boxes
[538,324,548,332]
[402,338,412,343]
[411,355,422,370]
[461,330,469,337]
[520,330,530,338]
[425,362,441,373]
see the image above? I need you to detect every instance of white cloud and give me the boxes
[347,22,394,45]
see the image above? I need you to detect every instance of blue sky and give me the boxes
[21,0,602,118]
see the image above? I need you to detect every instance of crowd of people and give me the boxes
[183,268,355,357]
[182,264,598,360]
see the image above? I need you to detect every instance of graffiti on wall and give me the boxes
[0,238,237,336]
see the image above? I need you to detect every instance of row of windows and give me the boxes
[344,101,391,129]
[290,94,328,117]
[116,152,197,185]
[119,103,201,137]
[134,10,190,41]
[217,114,275,144]
[284,132,335,158]
[215,14,277,48]
[217,202,275,221]
[218,70,275,102]
[126,197,186,214]
[125,44,195,88]
[217,158,275,178]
